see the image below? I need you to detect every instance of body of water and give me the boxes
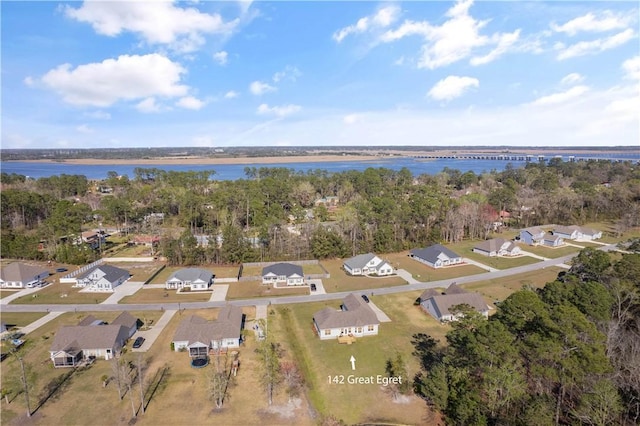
[1,154,638,181]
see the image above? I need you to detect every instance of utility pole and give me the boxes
[18,357,31,417]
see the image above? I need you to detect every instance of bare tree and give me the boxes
[110,357,123,400]
[281,361,304,402]
[135,354,146,415]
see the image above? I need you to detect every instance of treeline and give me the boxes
[412,249,640,425]
[1,160,639,264]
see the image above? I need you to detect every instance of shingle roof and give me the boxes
[343,253,377,270]
[313,294,379,329]
[474,238,516,253]
[410,244,461,263]
[553,225,578,235]
[173,306,243,345]
[77,264,129,282]
[544,234,563,242]
[262,263,303,278]
[427,293,490,319]
[50,324,130,353]
[112,312,138,330]
[168,268,213,283]
[419,288,440,301]
[444,283,467,295]
[522,227,545,237]
[0,263,48,283]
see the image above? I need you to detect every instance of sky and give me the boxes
[1,0,639,149]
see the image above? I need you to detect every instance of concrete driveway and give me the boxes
[131,309,177,352]
[395,269,419,284]
[463,258,499,273]
[368,300,391,322]
[101,281,144,304]
[307,279,326,295]
[209,284,229,301]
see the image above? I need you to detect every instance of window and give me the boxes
[368,325,374,332]
[356,327,362,333]
[324,329,331,335]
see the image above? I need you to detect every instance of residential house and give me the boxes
[472,238,521,257]
[262,263,305,286]
[132,235,160,247]
[165,268,213,291]
[343,253,394,276]
[543,234,564,247]
[74,264,130,292]
[172,305,244,356]
[314,196,339,212]
[419,283,490,322]
[519,227,546,245]
[313,294,380,340]
[553,225,602,241]
[49,313,138,367]
[0,263,49,289]
[80,230,107,250]
[409,244,463,268]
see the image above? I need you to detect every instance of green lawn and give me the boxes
[0,312,47,328]
[148,265,239,284]
[319,258,408,292]
[0,290,20,300]
[226,281,310,299]
[445,239,541,269]
[118,288,212,304]
[519,244,581,258]
[384,251,486,281]
[10,283,111,305]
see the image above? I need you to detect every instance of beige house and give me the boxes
[420,284,490,322]
[0,263,49,289]
[313,294,380,340]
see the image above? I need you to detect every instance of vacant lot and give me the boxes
[384,251,486,281]
[106,262,163,283]
[118,288,212,304]
[226,281,310,299]
[520,244,580,259]
[446,239,541,269]
[10,283,111,305]
[320,258,407,293]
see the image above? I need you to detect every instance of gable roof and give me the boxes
[419,288,440,301]
[522,227,545,237]
[427,293,490,319]
[444,283,467,295]
[410,244,461,263]
[112,312,138,329]
[0,263,48,283]
[313,293,379,329]
[474,238,516,253]
[77,315,102,326]
[553,225,578,235]
[173,305,243,345]
[544,234,563,242]
[262,263,303,277]
[169,268,213,283]
[50,324,130,353]
[77,264,129,282]
[343,253,378,270]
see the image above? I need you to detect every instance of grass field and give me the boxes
[226,281,310,299]
[0,312,48,328]
[445,239,541,269]
[319,258,407,293]
[0,290,20,299]
[10,283,111,305]
[107,262,163,282]
[118,288,213,304]
[384,251,486,281]
[520,244,581,258]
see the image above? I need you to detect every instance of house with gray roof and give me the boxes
[420,283,490,322]
[0,263,49,289]
[172,305,244,356]
[543,233,564,247]
[74,264,129,292]
[553,225,602,241]
[519,227,545,245]
[343,253,394,276]
[409,244,463,268]
[49,313,138,367]
[313,294,380,340]
[473,238,521,257]
[165,268,213,291]
[262,263,304,286]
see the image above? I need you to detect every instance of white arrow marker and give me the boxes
[350,355,356,370]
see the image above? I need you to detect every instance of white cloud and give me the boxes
[136,97,163,113]
[176,96,206,110]
[343,114,362,124]
[380,0,520,69]
[531,85,589,106]
[273,66,302,83]
[84,111,111,120]
[622,56,640,80]
[224,90,239,99]
[40,54,189,107]
[192,135,215,146]
[23,76,35,87]
[428,76,479,101]
[256,103,301,117]
[557,29,636,60]
[76,124,94,134]
[64,1,238,53]
[561,73,585,86]
[551,11,635,36]
[213,51,228,65]
[333,5,400,42]
[249,80,276,95]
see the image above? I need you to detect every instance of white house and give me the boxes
[472,238,521,257]
[0,263,49,289]
[172,305,244,356]
[553,225,602,241]
[419,284,490,322]
[409,244,463,268]
[74,265,130,292]
[165,268,213,291]
[313,294,380,340]
[343,253,394,276]
[543,234,564,247]
[262,263,305,286]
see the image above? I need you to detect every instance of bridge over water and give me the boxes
[412,154,639,163]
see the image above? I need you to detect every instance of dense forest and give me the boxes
[1,159,639,265]
[412,249,640,425]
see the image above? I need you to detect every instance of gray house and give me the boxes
[409,244,463,268]
[419,284,490,322]
[172,305,244,356]
[519,227,545,245]
[343,253,394,276]
[553,225,602,241]
[165,268,213,291]
[0,263,49,289]
[313,294,380,340]
[473,238,521,257]
[262,263,304,286]
[74,264,130,292]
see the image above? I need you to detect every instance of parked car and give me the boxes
[310,283,317,292]
[55,267,68,273]
[132,337,145,349]
[361,294,370,303]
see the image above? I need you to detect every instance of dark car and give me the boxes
[55,267,68,273]
[132,337,145,349]
[310,283,317,292]
[361,294,370,303]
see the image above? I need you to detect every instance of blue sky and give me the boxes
[1,0,639,149]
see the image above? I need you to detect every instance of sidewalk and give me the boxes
[463,258,499,273]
